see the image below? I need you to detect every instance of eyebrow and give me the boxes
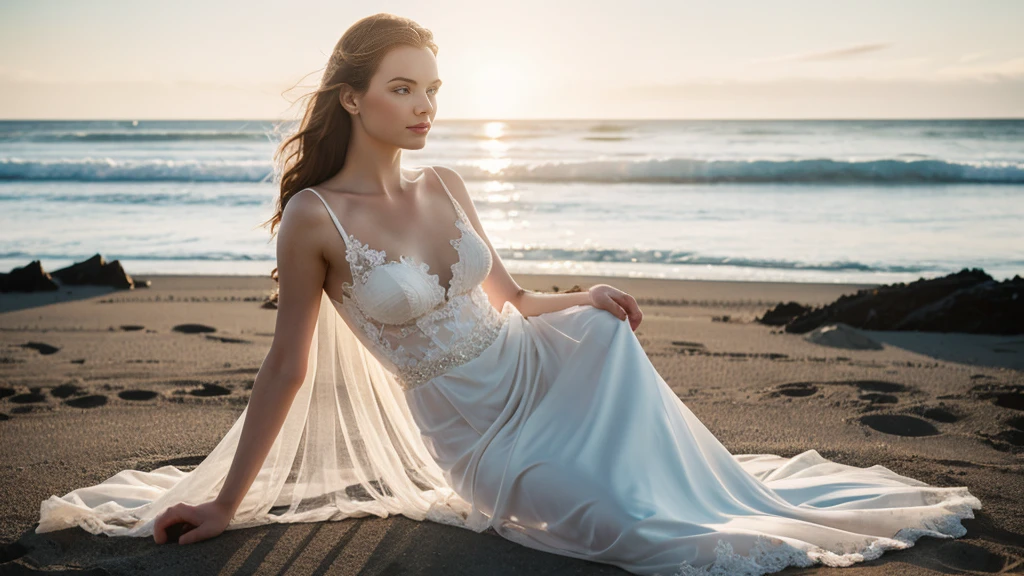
[388,77,442,86]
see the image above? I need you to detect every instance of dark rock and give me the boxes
[0,260,59,292]
[51,253,135,289]
[894,275,1024,334]
[756,301,811,326]
[779,268,1022,335]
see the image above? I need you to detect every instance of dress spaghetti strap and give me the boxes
[299,188,351,251]
[427,166,469,223]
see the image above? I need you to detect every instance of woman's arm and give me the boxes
[153,191,330,545]
[213,191,329,513]
[433,166,643,330]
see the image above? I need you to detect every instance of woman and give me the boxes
[37,13,982,576]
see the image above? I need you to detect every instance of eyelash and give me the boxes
[394,87,439,95]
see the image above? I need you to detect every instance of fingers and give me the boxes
[610,293,641,321]
[153,504,197,544]
[600,293,628,320]
[610,292,643,330]
[153,507,179,544]
[179,523,215,546]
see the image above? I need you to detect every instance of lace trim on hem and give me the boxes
[666,494,982,576]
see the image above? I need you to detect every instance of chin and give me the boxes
[403,138,428,150]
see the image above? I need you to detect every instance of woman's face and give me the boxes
[346,45,441,150]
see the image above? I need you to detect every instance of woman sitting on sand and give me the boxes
[39,13,981,576]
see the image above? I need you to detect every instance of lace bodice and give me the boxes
[302,166,512,391]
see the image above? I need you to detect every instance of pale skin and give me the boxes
[152,44,643,546]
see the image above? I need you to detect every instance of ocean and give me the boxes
[1,119,1022,284]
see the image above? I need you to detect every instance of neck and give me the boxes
[331,121,411,198]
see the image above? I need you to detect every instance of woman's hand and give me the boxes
[588,284,643,331]
[152,500,233,545]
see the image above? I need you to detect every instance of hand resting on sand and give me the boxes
[153,500,233,545]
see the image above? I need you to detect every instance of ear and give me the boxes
[338,84,360,115]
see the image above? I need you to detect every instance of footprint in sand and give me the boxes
[848,380,911,394]
[969,384,1024,411]
[0,387,15,400]
[188,383,231,397]
[0,413,8,421]
[985,416,1024,451]
[66,395,108,408]
[771,380,914,402]
[859,414,940,437]
[934,541,1015,573]
[992,392,1024,411]
[50,383,84,399]
[205,335,252,344]
[173,324,217,334]
[671,340,706,349]
[913,405,960,423]
[671,341,789,361]
[770,383,818,398]
[119,390,159,401]
[10,391,47,404]
[858,392,899,405]
[20,342,60,355]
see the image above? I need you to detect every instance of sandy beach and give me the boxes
[1,273,1022,575]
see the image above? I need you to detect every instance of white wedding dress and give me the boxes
[37,167,982,576]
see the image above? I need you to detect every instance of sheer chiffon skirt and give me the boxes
[404,303,982,576]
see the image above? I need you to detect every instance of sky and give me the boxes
[1,0,1022,120]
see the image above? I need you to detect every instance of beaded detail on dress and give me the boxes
[302,166,510,391]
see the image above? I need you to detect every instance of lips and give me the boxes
[408,123,430,129]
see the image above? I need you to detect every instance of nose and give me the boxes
[414,91,434,116]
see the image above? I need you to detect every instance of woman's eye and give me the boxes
[393,87,439,95]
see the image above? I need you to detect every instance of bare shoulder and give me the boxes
[277,188,335,252]
[282,188,332,224]
[430,165,474,208]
